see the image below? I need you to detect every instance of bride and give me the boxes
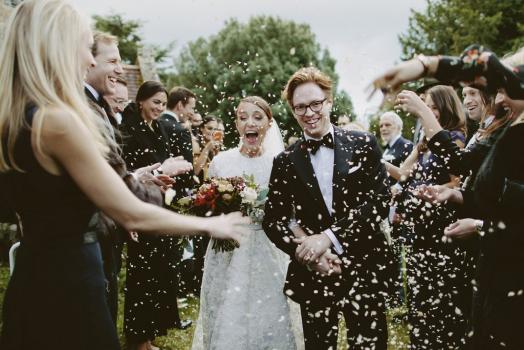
[192,96,303,349]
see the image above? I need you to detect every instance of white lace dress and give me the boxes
[191,148,303,350]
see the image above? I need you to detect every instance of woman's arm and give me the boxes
[193,141,218,176]
[385,147,419,182]
[395,90,443,140]
[37,107,249,240]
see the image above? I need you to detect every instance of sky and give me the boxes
[71,0,427,121]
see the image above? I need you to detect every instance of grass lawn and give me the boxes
[0,262,410,350]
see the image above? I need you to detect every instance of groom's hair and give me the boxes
[282,67,333,108]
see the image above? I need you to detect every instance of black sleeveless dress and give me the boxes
[0,107,120,349]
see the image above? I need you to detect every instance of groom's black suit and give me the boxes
[263,126,392,349]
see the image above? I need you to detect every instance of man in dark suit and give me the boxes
[263,67,391,350]
[84,32,126,325]
[380,111,413,166]
[161,87,196,164]
[379,111,413,308]
[379,111,414,183]
[161,87,204,298]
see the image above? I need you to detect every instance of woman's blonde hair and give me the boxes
[0,0,109,172]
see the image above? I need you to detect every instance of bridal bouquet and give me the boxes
[169,175,268,252]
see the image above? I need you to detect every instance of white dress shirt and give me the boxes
[84,83,100,102]
[303,125,344,254]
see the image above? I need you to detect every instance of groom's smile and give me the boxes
[292,82,332,139]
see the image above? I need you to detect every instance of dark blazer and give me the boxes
[383,136,414,168]
[120,104,172,169]
[159,112,193,165]
[460,123,524,348]
[120,106,195,200]
[263,126,392,306]
[84,89,162,206]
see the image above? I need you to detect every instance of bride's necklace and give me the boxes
[240,145,263,158]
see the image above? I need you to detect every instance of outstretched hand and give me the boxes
[207,212,251,246]
[367,59,426,106]
[444,218,479,240]
[161,156,193,176]
[414,184,464,205]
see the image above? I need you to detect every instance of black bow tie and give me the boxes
[305,133,334,154]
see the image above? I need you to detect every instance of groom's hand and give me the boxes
[308,250,342,276]
[294,233,332,265]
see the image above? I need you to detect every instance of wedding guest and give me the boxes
[106,77,129,124]
[161,86,195,166]
[120,81,194,350]
[387,85,470,349]
[84,31,126,325]
[379,111,413,171]
[85,31,177,328]
[191,112,203,133]
[0,2,248,350]
[336,114,351,128]
[374,44,524,349]
[378,111,413,307]
[462,86,494,147]
[414,85,524,350]
[193,115,222,182]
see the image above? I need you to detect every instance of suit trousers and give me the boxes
[300,292,387,350]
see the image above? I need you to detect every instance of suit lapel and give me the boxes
[332,127,355,218]
[289,138,331,220]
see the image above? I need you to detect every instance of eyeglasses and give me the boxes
[292,98,327,116]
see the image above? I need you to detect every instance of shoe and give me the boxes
[174,319,192,330]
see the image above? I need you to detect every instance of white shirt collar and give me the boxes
[388,134,401,148]
[303,124,334,141]
[84,83,100,101]
[163,110,180,123]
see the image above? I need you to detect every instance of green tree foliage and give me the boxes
[92,13,142,64]
[171,16,353,145]
[92,13,174,64]
[399,0,524,59]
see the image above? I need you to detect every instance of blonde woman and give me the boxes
[0,1,248,349]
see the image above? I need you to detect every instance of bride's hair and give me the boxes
[0,0,109,171]
[236,96,273,120]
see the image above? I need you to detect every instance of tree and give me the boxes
[93,13,174,64]
[93,13,142,64]
[399,0,524,59]
[170,16,353,145]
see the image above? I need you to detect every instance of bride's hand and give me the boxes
[206,212,251,245]
[308,250,342,276]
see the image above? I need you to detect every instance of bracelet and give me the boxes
[416,54,430,76]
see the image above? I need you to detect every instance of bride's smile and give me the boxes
[236,98,272,155]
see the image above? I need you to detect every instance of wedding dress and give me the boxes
[191,146,304,350]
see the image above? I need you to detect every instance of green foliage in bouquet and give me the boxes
[170,175,268,252]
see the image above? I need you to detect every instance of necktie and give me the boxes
[305,133,334,154]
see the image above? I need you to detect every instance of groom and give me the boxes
[263,67,391,349]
